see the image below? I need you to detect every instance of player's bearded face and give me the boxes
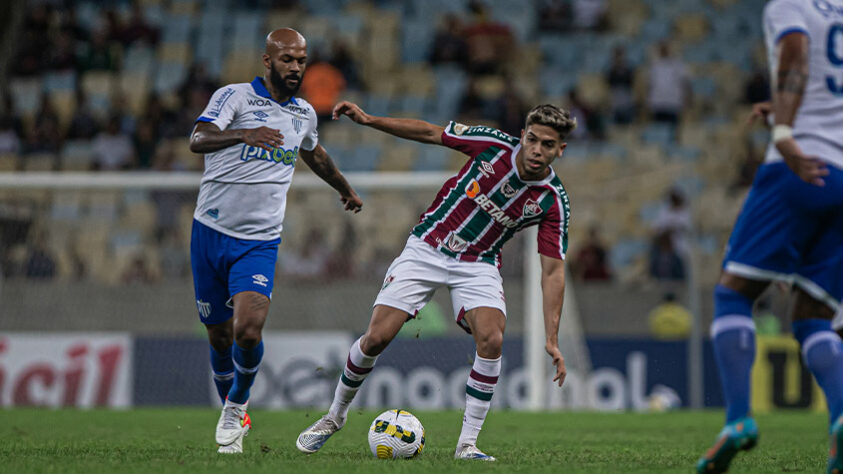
[270,61,302,96]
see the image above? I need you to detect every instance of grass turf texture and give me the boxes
[0,409,828,473]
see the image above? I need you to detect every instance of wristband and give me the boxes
[772,124,793,143]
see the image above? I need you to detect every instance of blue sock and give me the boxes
[228,341,264,405]
[793,319,843,425]
[711,284,756,423]
[209,345,234,404]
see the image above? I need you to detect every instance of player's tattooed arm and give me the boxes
[540,254,567,387]
[332,101,444,145]
[773,32,809,127]
[299,144,363,213]
[189,122,284,154]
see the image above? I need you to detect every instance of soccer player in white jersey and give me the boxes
[696,1,843,472]
[188,28,362,454]
[296,101,576,461]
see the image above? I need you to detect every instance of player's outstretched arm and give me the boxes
[773,32,829,186]
[540,254,567,387]
[189,122,284,154]
[299,144,363,213]
[332,101,445,145]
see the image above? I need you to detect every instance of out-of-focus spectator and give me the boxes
[122,3,159,46]
[92,118,135,170]
[647,42,690,128]
[649,230,685,281]
[14,5,51,76]
[66,90,100,140]
[143,94,178,139]
[151,141,189,240]
[566,89,604,139]
[573,226,611,281]
[329,40,362,90]
[607,46,635,124]
[744,67,770,105]
[50,30,78,71]
[0,116,22,156]
[133,118,158,169]
[572,0,607,31]
[429,14,469,66]
[459,79,487,119]
[325,219,357,279]
[652,187,692,257]
[78,30,120,72]
[121,253,157,284]
[280,228,331,280]
[159,230,188,279]
[25,95,62,154]
[538,0,572,32]
[463,1,515,75]
[179,64,218,106]
[495,77,527,136]
[648,292,691,339]
[25,235,57,280]
[299,55,346,123]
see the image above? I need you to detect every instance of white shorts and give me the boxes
[374,235,507,333]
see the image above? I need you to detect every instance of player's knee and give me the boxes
[233,326,262,348]
[475,330,503,358]
[360,331,392,356]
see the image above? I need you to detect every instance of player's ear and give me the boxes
[262,53,271,69]
[558,142,567,158]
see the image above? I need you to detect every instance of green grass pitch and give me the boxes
[0,408,829,473]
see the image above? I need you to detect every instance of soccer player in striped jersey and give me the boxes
[189,29,362,454]
[696,1,843,472]
[297,101,576,460]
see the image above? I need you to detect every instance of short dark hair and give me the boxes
[525,104,577,140]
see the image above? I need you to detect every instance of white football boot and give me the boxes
[216,399,249,447]
[218,411,250,454]
[455,443,496,461]
[296,414,344,453]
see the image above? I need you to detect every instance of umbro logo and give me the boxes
[253,111,269,122]
[479,160,495,178]
[252,274,269,287]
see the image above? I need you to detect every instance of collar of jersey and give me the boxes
[251,76,299,106]
[510,143,556,186]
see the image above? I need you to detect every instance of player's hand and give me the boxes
[747,101,772,126]
[340,190,363,213]
[242,127,284,153]
[776,137,829,186]
[546,343,566,387]
[332,101,372,125]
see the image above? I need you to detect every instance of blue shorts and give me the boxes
[190,219,280,325]
[723,162,843,310]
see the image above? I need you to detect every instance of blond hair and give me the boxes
[525,104,577,140]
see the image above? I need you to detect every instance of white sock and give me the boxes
[329,336,378,421]
[458,353,501,446]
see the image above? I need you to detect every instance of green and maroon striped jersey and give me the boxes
[411,122,571,267]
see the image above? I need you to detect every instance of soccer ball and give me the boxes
[367,409,425,459]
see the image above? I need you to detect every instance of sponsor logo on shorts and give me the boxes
[252,274,269,287]
[502,182,516,198]
[382,275,395,290]
[196,300,212,319]
[523,199,542,218]
[445,233,469,252]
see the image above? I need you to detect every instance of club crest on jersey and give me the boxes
[382,274,395,290]
[292,117,303,133]
[502,182,517,198]
[445,233,469,253]
[479,160,495,178]
[523,199,542,218]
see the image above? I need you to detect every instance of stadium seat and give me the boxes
[60,140,94,171]
[8,77,42,118]
[154,62,187,94]
[413,146,448,171]
[23,153,58,172]
[161,15,194,44]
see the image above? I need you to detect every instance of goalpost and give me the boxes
[0,170,591,410]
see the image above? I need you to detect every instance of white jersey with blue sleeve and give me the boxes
[193,76,319,240]
[763,0,843,170]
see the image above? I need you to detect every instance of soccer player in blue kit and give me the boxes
[697,1,843,472]
[188,28,362,454]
